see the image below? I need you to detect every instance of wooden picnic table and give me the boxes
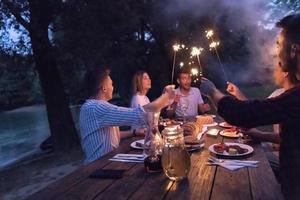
[28,125,284,200]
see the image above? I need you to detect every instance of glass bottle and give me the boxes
[143,112,163,172]
[161,125,191,181]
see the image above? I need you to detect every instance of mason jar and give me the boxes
[161,125,191,181]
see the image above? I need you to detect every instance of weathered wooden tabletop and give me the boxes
[28,126,284,200]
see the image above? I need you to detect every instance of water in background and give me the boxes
[0,105,80,169]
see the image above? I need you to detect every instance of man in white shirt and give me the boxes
[166,69,210,119]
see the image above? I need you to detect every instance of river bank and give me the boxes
[0,147,84,200]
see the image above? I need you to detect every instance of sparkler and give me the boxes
[205,30,214,39]
[191,68,199,76]
[205,29,228,82]
[171,43,183,84]
[190,68,199,83]
[179,62,184,68]
[190,47,204,77]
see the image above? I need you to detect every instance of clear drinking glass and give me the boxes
[179,98,189,123]
[165,85,176,110]
[143,112,163,155]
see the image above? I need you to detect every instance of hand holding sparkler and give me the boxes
[226,82,247,101]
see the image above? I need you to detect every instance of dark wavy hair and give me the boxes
[276,13,300,84]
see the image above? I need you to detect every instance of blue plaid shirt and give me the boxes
[79,99,146,163]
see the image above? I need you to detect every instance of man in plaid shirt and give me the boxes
[201,14,300,199]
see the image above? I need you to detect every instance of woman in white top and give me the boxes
[130,71,151,107]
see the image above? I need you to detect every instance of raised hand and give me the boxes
[226,82,247,100]
[199,77,217,97]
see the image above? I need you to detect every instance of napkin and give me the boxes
[218,163,249,171]
[207,158,258,171]
[109,154,145,163]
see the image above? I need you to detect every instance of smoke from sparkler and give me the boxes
[163,0,291,84]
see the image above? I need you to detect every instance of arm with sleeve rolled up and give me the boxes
[217,95,287,128]
[200,77,300,128]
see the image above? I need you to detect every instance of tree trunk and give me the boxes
[28,0,79,152]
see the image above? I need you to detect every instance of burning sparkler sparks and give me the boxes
[173,44,180,52]
[171,43,185,84]
[190,47,203,57]
[205,29,228,82]
[191,68,200,83]
[209,41,220,51]
[179,62,184,68]
[190,47,204,78]
[191,68,199,76]
[205,30,214,39]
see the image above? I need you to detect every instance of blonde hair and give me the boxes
[132,70,147,95]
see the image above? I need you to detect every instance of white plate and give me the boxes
[186,143,205,152]
[208,142,254,157]
[219,122,235,128]
[200,114,216,118]
[219,130,240,138]
[130,139,144,150]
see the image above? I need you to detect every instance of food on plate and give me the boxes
[213,142,249,155]
[182,122,199,136]
[213,142,226,153]
[195,115,214,127]
[225,145,249,154]
[135,141,144,148]
[228,148,238,155]
[220,128,239,137]
[182,115,214,137]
